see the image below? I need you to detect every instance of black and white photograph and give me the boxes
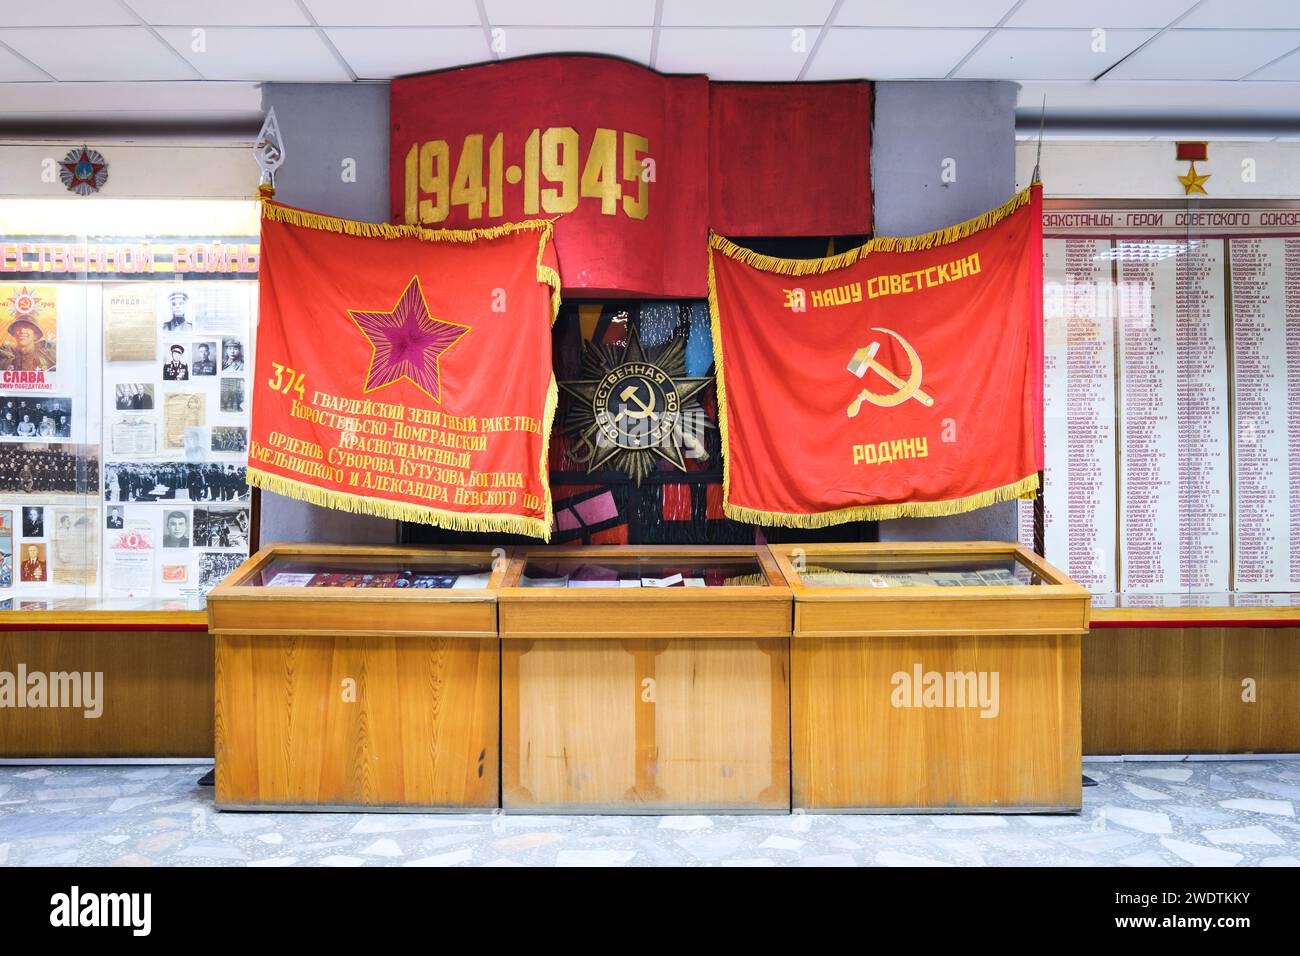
[160,288,194,334]
[199,550,244,592]
[194,506,250,550]
[21,504,43,537]
[221,337,246,372]
[192,341,218,376]
[0,443,100,496]
[162,343,189,381]
[220,377,246,413]
[104,461,248,503]
[114,383,155,410]
[162,509,190,548]
[211,425,248,453]
[106,505,124,529]
[0,396,73,440]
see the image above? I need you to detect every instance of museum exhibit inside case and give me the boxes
[769,542,1090,813]
[0,197,258,758]
[497,545,792,813]
[206,543,505,811]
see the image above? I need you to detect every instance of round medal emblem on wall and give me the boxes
[58,145,109,196]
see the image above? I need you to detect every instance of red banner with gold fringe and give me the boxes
[708,184,1043,526]
[389,56,874,297]
[249,201,561,538]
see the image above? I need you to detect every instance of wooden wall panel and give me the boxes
[1083,627,1300,754]
[0,630,213,758]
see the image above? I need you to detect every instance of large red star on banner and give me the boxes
[348,276,470,403]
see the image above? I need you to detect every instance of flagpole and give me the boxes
[1031,95,1046,184]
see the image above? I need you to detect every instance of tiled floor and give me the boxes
[2,760,1300,867]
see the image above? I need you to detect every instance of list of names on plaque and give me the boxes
[1016,498,1035,554]
[1042,238,1117,590]
[1230,237,1300,591]
[1117,239,1231,592]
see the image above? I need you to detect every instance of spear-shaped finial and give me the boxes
[1031,95,1046,185]
[253,106,285,199]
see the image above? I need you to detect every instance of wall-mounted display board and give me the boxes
[0,199,258,610]
[1028,202,1300,603]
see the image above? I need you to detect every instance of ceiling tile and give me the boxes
[154,27,351,81]
[326,28,489,79]
[0,0,135,26]
[0,44,49,81]
[835,0,1015,28]
[305,0,481,26]
[804,27,985,79]
[1179,0,1300,29]
[1107,29,1300,79]
[0,27,195,81]
[1249,47,1300,80]
[661,0,835,27]
[1004,0,1197,29]
[656,27,817,80]
[484,0,656,27]
[955,28,1155,80]
[491,27,652,63]
[123,0,309,26]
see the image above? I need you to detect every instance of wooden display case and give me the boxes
[498,545,792,813]
[769,542,1090,813]
[206,543,505,811]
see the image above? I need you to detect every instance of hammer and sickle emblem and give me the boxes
[614,381,658,422]
[846,327,934,417]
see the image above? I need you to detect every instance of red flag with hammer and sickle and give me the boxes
[707,184,1043,525]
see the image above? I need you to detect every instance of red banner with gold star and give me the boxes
[250,201,561,538]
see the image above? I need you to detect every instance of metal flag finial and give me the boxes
[253,107,285,198]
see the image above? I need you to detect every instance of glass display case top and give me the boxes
[0,595,207,613]
[1090,591,1300,610]
[518,555,768,589]
[793,553,1044,589]
[239,554,495,590]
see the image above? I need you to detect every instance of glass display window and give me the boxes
[768,542,1079,595]
[0,198,259,611]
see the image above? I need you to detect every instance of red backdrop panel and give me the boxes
[709,81,872,237]
[391,56,709,298]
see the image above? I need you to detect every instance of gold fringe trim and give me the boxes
[535,374,559,537]
[261,199,556,245]
[249,468,554,540]
[721,473,1040,528]
[538,259,562,325]
[705,245,734,507]
[708,184,1038,275]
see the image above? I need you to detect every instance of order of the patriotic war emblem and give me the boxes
[58,146,109,196]
[560,325,713,483]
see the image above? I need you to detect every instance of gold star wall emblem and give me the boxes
[1178,161,1210,196]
